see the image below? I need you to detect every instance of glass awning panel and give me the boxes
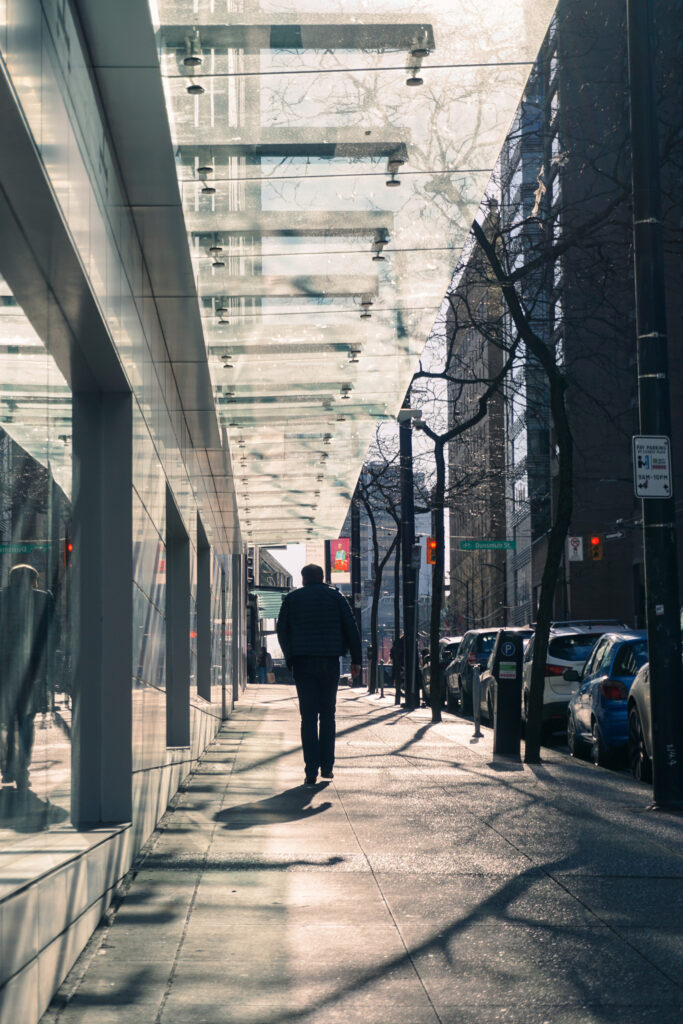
[151,0,557,545]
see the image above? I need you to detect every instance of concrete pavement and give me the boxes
[42,684,683,1024]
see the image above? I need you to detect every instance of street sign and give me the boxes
[0,542,47,554]
[459,539,516,551]
[633,435,672,498]
[567,536,583,562]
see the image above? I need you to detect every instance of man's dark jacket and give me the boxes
[277,582,362,668]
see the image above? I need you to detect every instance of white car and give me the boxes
[522,620,628,734]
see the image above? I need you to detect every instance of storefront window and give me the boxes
[0,275,72,842]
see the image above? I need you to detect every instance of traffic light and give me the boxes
[589,535,603,561]
[63,535,73,568]
[426,537,438,565]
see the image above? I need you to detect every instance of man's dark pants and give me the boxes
[291,655,339,778]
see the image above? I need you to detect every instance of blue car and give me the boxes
[566,631,648,767]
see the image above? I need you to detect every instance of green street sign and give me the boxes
[459,539,516,551]
[0,542,48,554]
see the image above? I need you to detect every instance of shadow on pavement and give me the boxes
[214,785,333,831]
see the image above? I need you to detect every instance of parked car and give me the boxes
[565,631,647,766]
[478,627,534,722]
[522,620,628,734]
[422,636,463,704]
[445,628,499,715]
[627,662,653,782]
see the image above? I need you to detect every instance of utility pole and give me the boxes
[350,486,363,686]
[627,0,683,807]
[398,404,419,709]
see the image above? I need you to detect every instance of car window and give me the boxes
[476,632,498,656]
[613,641,648,677]
[583,638,607,676]
[461,635,474,656]
[549,634,599,662]
[596,641,619,674]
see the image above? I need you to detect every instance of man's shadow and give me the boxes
[214,784,332,831]
[0,785,69,833]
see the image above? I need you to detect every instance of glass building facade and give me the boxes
[0,0,558,1019]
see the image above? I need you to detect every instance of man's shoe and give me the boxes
[320,768,334,780]
[305,775,317,787]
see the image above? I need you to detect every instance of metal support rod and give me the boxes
[399,406,417,708]
[627,0,683,807]
[350,489,363,683]
[324,539,331,583]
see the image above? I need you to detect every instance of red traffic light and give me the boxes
[590,535,603,560]
[590,536,600,546]
[426,537,438,565]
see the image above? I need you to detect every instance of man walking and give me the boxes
[277,564,361,786]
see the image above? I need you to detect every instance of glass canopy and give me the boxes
[150,0,556,546]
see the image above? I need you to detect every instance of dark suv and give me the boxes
[445,628,499,715]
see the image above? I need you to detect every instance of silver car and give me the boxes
[627,663,652,782]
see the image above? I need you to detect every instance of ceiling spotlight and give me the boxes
[199,165,214,176]
[224,388,236,399]
[209,246,223,256]
[340,384,353,400]
[406,72,424,86]
[183,31,203,67]
[323,433,332,444]
[336,414,346,422]
[386,155,404,187]
[213,258,225,268]
[218,317,230,325]
[238,438,245,448]
[221,354,233,369]
[316,474,324,482]
[215,303,228,313]
[187,82,205,95]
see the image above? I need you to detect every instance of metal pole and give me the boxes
[324,539,331,583]
[627,0,683,807]
[399,407,417,709]
[350,488,363,685]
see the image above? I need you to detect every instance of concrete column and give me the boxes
[166,490,190,747]
[196,516,211,701]
[71,392,133,827]
[231,551,243,702]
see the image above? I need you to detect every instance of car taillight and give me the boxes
[467,652,477,666]
[600,680,628,700]
[545,664,566,676]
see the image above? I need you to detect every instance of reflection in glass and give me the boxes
[0,276,71,840]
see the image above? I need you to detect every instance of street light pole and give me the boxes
[398,404,418,709]
[627,0,683,807]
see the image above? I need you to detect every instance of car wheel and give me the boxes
[486,693,494,725]
[591,719,613,768]
[628,705,653,783]
[567,710,586,759]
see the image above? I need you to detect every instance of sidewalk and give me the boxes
[43,684,683,1024]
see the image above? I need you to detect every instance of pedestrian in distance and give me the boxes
[257,646,273,685]
[246,643,257,684]
[276,563,362,787]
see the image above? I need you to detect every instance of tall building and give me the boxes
[447,210,508,632]
[492,0,682,626]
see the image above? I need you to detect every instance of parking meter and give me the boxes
[492,631,524,759]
